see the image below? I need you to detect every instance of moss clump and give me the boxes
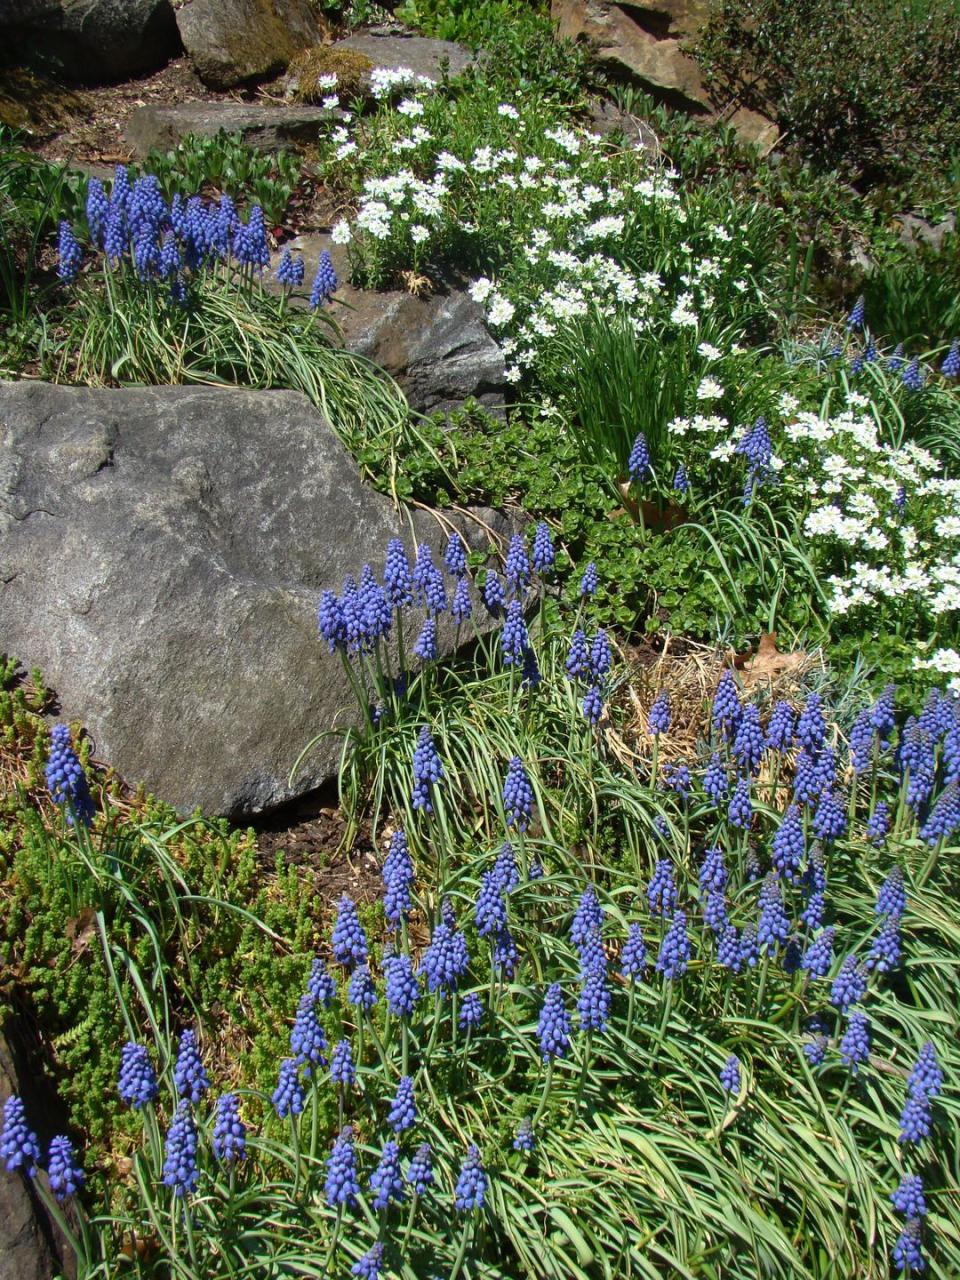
[287,45,374,103]
[0,69,88,136]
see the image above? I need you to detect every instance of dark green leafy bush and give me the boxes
[697,0,960,194]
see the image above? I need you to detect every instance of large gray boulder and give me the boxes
[0,0,180,83]
[175,0,321,89]
[0,383,514,818]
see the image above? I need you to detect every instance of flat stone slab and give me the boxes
[334,32,475,86]
[125,102,340,157]
[0,382,516,817]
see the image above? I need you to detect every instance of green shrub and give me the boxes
[697,0,960,195]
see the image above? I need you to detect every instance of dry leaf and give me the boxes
[400,270,432,297]
[65,907,97,960]
[734,632,808,689]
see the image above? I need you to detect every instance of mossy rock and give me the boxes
[0,69,88,137]
[287,45,374,103]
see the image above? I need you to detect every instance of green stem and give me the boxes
[449,1218,473,1280]
[533,1057,554,1126]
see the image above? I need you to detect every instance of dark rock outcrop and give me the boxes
[0,0,180,83]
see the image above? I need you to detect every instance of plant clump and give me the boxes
[286,45,374,102]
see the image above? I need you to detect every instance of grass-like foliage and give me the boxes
[5,535,960,1279]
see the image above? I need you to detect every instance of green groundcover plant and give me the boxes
[3,532,960,1278]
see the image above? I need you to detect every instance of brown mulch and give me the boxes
[31,58,244,167]
[254,797,383,908]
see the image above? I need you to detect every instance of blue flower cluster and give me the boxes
[60,168,338,310]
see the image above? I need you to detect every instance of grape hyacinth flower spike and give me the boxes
[719,1054,741,1095]
[406,1143,434,1195]
[352,1244,384,1280]
[503,755,534,832]
[412,726,444,814]
[628,432,651,481]
[118,1042,159,1110]
[272,1058,305,1119]
[455,1145,487,1212]
[839,1012,870,1073]
[309,249,338,308]
[504,533,531,598]
[57,221,83,282]
[47,1136,85,1200]
[513,1117,535,1151]
[275,246,305,288]
[579,562,598,597]
[331,894,368,968]
[1,1096,41,1175]
[846,294,865,330]
[500,599,530,666]
[648,691,671,736]
[212,1093,247,1165]
[45,724,95,826]
[942,340,960,378]
[162,1101,199,1197]
[531,521,556,573]
[173,1028,210,1104]
[325,1126,359,1208]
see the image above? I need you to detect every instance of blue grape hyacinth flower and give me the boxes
[275,246,305,288]
[118,1042,159,1110]
[369,1140,405,1210]
[503,755,534,831]
[331,895,368,968]
[892,1219,925,1273]
[537,983,571,1060]
[173,1028,210,1104]
[719,1054,741,1095]
[325,1126,359,1208]
[272,1058,305,1118]
[406,1142,434,1195]
[579,561,598,597]
[387,1075,417,1133]
[648,691,671,736]
[45,724,95,826]
[891,1173,927,1219]
[839,1012,870,1073]
[47,1135,85,1201]
[455,1144,487,1212]
[162,1101,199,1197]
[628,432,651,481]
[513,1117,535,1151]
[212,1093,247,1165]
[411,727,444,814]
[656,911,690,980]
[0,1096,41,1175]
[531,521,555,573]
[908,1041,943,1100]
[352,1244,384,1280]
[383,952,419,1018]
[309,250,338,307]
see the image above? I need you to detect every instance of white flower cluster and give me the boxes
[778,400,960,633]
[369,66,436,100]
